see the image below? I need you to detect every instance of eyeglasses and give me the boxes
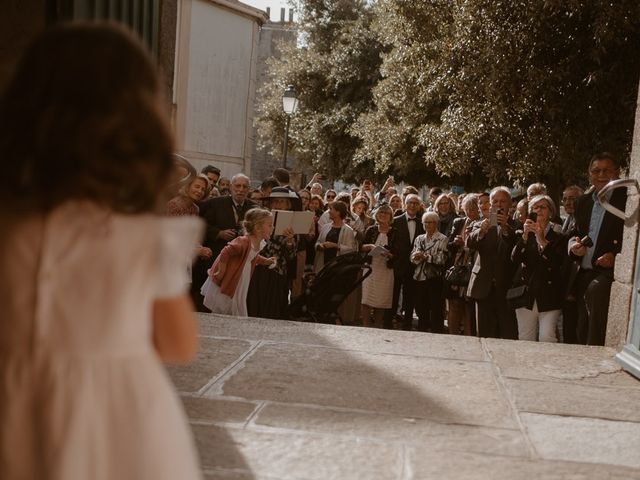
[326,195,336,200]
[590,168,616,176]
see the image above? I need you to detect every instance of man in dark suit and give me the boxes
[466,186,519,339]
[192,173,256,311]
[384,194,425,330]
[561,185,583,235]
[560,185,583,344]
[568,153,625,345]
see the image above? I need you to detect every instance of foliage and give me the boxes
[355,0,640,190]
[255,0,383,182]
[257,0,640,190]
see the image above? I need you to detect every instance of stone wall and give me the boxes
[250,20,297,184]
[606,81,640,349]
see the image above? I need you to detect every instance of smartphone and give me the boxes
[580,235,594,248]
[528,211,537,223]
[489,208,498,227]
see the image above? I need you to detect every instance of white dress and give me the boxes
[201,239,263,316]
[0,201,203,480]
[361,232,394,309]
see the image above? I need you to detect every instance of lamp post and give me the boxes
[282,85,298,169]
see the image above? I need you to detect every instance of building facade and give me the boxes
[250,11,297,184]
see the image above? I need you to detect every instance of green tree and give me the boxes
[353,0,457,186]
[355,0,640,191]
[256,0,383,182]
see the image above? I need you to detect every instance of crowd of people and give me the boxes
[170,153,625,347]
[0,22,628,480]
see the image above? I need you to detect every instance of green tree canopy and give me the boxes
[255,0,383,182]
[356,0,640,190]
[258,0,640,191]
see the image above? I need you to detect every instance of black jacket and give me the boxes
[569,188,626,276]
[363,225,398,269]
[511,226,568,312]
[466,218,518,300]
[391,214,425,278]
[199,196,257,260]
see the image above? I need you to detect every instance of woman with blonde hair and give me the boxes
[360,205,397,328]
[167,174,210,216]
[511,195,567,343]
[445,194,479,335]
[167,173,213,305]
[434,193,458,236]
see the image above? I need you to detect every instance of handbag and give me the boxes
[506,284,529,309]
[413,261,442,280]
[505,264,530,309]
[444,264,471,287]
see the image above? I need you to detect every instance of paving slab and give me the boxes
[167,315,640,478]
[216,342,516,428]
[254,402,529,458]
[522,412,640,469]
[198,314,485,361]
[181,395,258,424]
[484,338,638,387]
[506,377,640,423]
[406,449,640,480]
[193,423,403,480]
[167,337,255,392]
[203,471,257,480]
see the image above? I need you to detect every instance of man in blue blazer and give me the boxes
[568,153,626,345]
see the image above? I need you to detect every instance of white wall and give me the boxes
[177,0,262,179]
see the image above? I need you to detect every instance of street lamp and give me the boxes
[282,85,298,169]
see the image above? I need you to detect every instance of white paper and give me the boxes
[273,210,314,235]
[370,245,389,257]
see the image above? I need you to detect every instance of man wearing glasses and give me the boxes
[560,184,584,344]
[561,185,584,235]
[568,152,626,345]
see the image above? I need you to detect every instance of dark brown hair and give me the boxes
[0,22,174,213]
[329,200,348,219]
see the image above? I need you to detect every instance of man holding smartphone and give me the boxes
[568,152,625,345]
[466,186,519,339]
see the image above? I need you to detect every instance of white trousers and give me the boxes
[515,301,560,343]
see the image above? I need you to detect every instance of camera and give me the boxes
[489,208,499,227]
[580,235,594,248]
[528,212,537,223]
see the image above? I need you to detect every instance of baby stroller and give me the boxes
[289,251,372,324]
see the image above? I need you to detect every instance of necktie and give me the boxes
[233,203,243,223]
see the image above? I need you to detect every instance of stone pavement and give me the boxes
[167,314,640,479]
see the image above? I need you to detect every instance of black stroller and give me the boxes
[289,251,372,324]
